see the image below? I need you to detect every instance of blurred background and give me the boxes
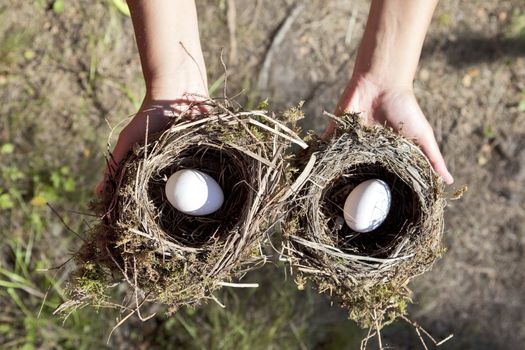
[1,0,524,349]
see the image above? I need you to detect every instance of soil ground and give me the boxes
[1,0,524,349]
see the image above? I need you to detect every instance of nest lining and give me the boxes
[147,145,251,248]
[322,163,421,257]
[284,114,446,326]
[58,101,305,315]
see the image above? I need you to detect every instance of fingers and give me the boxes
[94,100,211,196]
[417,129,454,185]
[322,84,363,140]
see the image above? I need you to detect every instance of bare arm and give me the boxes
[96,0,208,194]
[326,0,453,184]
[351,0,438,91]
[127,0,207,100]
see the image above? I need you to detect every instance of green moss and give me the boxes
[74,262,110,305]
[344,282,411,328]
[249,125,265,141]
[282,101,305,124]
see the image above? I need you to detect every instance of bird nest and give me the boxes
[282,113,446,328]
[57,100,306,317]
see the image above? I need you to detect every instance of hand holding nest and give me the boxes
[324,0,453,185]
[324,74,454,185]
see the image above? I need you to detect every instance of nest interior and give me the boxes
[148,145,251,248]
[321,163,421,258]
[285,114,446,327]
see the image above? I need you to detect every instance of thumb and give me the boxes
[322,85,363,140]
[417,130,454,185]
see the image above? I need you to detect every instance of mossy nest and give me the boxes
[57,100,305,316]
[282,113,446,327]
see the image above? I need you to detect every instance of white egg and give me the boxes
[343,179,391,233]
[165,169,224,216]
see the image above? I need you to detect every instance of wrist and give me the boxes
[352,44,417,90]
[143,47,209,101]
[348,70,414,97]
[146,70,208,102]
[352,0,437,90]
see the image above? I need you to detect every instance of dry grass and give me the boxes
[55,99,306,328]
[282,113,447,330]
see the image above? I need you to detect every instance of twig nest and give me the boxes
[283,113,446,327]
[59,100,305,315]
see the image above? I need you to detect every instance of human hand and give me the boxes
[94,91,209,195]
[323,74,454,185]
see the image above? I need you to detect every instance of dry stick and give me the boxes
[237,118,266,149]
[105,246,134,289]
[257,2,305,90]
[219,49,229,99]
[374,310,383,350]
[226,0,237,65]
[133,256,156,322]
[436,335,454,346]
[400,315,453,348]
[93,300,136,312]
[128,228,200,253]
[102,113,135,182]
[107,292,151,344]
[291,236,413,264]
[61,208,99,217]
[414,326,429,350]
[217,281,259,288]
[209,294,226,308]
[47,203,87,243]
[255,111,307,148]
[37,256,75,271]
[283,153,317,201]
[169,115,220,133]
[360,325,376,350]
[247,118,308,149]
[272,123,278,157]
[179,41,207,94]
[38,268,61,319]
[225,142,274,167]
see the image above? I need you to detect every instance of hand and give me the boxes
[323,74,454,185]
[94,91,209,195]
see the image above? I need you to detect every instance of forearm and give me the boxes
[127,0,207,100]
[353,0,438,88]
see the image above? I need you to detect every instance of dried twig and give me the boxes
[400,315,454,348]
[47,203,87,243]
[226,0,238,65]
